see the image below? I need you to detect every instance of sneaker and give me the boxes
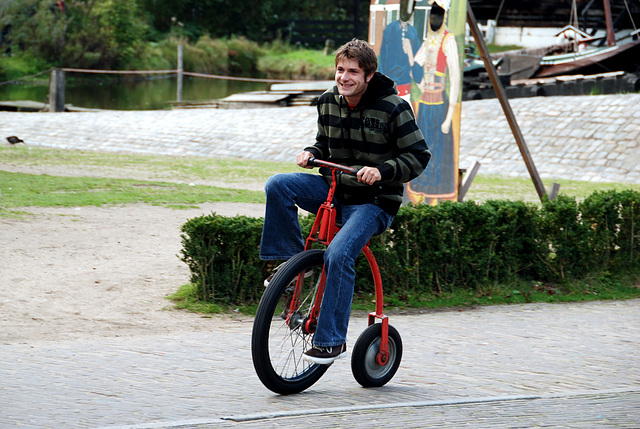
[303,343,347,365]
[263,262,285,288]
[263,272,276,288]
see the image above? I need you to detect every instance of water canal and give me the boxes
[0,75,269,110]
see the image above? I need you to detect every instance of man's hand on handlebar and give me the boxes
[299,152,380,185]
[296,151,315,169]
[356,166,381,185]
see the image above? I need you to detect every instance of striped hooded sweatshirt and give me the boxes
[304,72,430,216]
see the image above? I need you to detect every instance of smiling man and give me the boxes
[260,39,430,365]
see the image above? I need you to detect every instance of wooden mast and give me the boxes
[466,2,551,202]
[603,0,616,46]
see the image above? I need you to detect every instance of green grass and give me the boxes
[0,146,299,215]
[168,283,260,315]
[0,52,50,81]
[468,174,640,203]
[265,43,335,66]
[0,146,299,185]
[0,170,264,211]
[168,283,226,314]
[3,147,640,214]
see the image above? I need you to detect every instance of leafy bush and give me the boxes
[141,36,264,76]
[257,44,334,79]
[384,200,543,296]
[537,194,592,280]
[190,36,231,74]
[180,211,316,305]
[179,190,640,306]
[226,37,265,76]
[581,190,640,269]
[180,214,264,305]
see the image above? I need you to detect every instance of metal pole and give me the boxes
[466,2,548,202]
[177,44,183,103]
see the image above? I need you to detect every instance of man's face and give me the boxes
[335,58,373,105]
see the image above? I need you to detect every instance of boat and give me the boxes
[497,0,640,80]
[534,28,640,78]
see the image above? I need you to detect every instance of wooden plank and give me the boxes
[271,81,334,92]
[458,161,481,202]
[548,183,561,201]
[220,93,293,103]
[0,100,46,111]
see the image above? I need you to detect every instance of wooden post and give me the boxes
[603,0,616,47]
[49,68,65,113]
[458,161,482,202]
[323,39,335,55]
[549,182,561,200]
[466,3,548,202]
[177,44,183,102]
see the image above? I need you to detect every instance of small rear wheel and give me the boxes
[351,323,402,388]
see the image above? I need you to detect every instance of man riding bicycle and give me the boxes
[260,39,430,365]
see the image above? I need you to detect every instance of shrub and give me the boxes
[226,37,265,76]
[537,194,592,280]
[180,213,264,305]
[581,190,640,269]
[179,190,640,306]
[257,45,335,80]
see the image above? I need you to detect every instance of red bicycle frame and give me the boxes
[290,158,391,365]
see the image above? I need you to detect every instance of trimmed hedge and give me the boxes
[179,190,640,305]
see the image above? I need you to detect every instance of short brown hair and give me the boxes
[334,39,378,77]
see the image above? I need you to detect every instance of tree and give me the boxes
[0,0,148,69]
[137,0,366,42]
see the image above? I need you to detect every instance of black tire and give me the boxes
[351,323,402,388]
[251,249,328,395]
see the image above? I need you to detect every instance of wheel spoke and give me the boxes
[269,287,319,379]
[270,321,313,378]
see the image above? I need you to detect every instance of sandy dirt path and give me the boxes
[0,202,265,344]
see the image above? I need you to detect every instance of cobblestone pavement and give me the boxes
[2,299,638,428]
[187,390,640,428]
[1,93,639,185]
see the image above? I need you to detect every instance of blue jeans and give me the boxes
[260,173,394,347]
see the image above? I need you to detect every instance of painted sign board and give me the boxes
[369,0,467,204]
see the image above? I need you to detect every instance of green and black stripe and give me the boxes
[305,72,430,215]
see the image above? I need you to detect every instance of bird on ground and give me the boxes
[6,136,25,146]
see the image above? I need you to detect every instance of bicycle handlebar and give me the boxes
[308,158,359,175]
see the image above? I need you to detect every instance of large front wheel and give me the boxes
[251,249,327,395]
[351,323,402,388]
